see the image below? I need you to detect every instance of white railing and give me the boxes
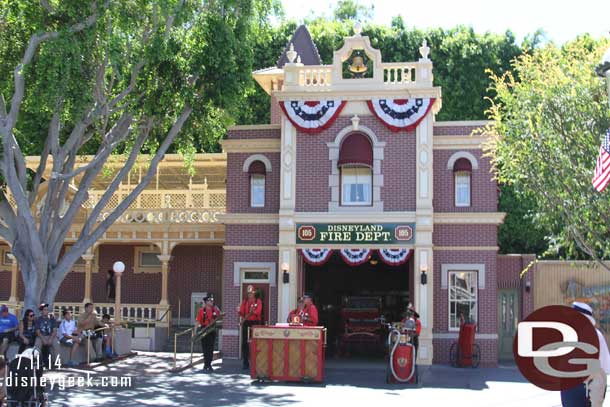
[298,66,333,88]
[382,62,417,85]
[99,208,225,224]
[13,302,169,325]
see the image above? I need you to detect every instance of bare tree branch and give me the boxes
[56,106,192,275]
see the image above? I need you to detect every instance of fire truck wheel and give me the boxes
[449,342,459,367]
[472,344,481,368]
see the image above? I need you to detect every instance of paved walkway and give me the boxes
[38,352,600,406]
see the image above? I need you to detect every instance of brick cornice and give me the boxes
[434,212,506,225]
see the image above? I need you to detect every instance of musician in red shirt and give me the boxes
[287,297,305,324]
[196,295,221,372]
[236,285,262,369]
[302,294,319,326]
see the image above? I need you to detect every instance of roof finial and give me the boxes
[354,22,362,36]
[286,43,298,63]
[419,39,430,60]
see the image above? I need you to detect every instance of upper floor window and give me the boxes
[248,160,266,208]
[338,133,373,206]
[453,158,472,207]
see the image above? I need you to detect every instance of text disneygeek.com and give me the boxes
[3,372,133,391]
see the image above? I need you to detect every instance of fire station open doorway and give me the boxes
[301,251,414,358]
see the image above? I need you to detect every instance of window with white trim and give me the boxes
[250,174,265,207]
[448,271,478,330]
[453,158,472,207]
[134,246,162,273]
[341,167,372,206]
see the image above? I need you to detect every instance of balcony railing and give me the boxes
[88,188,226,224]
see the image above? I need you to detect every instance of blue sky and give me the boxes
[280,0,609,44]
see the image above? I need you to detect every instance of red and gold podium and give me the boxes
[249,325,326,382]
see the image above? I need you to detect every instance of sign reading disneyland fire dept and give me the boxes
[296,223,415,245]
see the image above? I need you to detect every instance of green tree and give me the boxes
[485,37,610,267]
[0,0,275,311]
[333,0,373,22]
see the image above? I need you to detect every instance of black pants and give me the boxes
[241,320,260,366]
[18,337,35,354]
[201,331,216,368]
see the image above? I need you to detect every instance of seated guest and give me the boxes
[100,314,116,359]
[0,305,18,358]
[77,303,102,361]
[58,310,82,367]
[35,303,59,366]
[17,309,36,354]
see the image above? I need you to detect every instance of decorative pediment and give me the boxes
[332,24,383,83]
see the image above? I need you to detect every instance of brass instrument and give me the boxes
[194,312,224,342]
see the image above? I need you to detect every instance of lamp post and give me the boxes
[596,44,610,106]
[113,261,125,325]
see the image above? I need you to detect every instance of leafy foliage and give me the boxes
[485,37,610,265]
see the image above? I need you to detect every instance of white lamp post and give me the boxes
[113,261,125,325]
[596,45,610,106]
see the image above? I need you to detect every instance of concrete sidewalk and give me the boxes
[40,352,594,407]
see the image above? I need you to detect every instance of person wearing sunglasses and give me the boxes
[17,309,36,354]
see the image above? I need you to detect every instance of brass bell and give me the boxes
[348,55,367,74]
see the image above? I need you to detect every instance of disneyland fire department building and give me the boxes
[0,27,532,366]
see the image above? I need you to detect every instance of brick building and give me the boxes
[0,26,533,366]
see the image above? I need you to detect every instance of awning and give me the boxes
[338,133,373,168]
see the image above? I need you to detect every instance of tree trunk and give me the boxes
[13,241,49,316]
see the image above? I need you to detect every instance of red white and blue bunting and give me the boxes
[377,248,413,266]
[367,98,435,132]
[299,248,333,266]
[339,249,372,266]
[279,100,346,134]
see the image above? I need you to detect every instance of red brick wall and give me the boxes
[225,224,279,247]
[270,93,281,125]
[433,250,498,335]
[55,272,86,302]
[94,245,162,304]
[433,149,498,212]
[433,224,498,247]
[295,115,417,212]
[0,270,11,300]
[222,249,278,357]
[226,152,280,214]
[226,127,280,139]
[167,245,223,319]
[433,124,488,136]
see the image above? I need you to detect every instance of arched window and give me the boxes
[248,160,266,207]
[453,158,472,207]
[338,133,373,206]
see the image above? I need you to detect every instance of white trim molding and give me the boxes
[233,261,277,287]
[218,213,279,224]
[434,212,506,225]
[441,263,486,289]
[327,124,386,212]
[220,138,281,153]
[242,154,273,173]
[446,151,479,170]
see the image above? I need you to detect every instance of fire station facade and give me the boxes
[0,27,533,366]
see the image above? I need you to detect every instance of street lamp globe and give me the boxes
[113,261,125,274]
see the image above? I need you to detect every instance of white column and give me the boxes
[7,253,18,304]
[415,113,435,365]
[278,117,298,321]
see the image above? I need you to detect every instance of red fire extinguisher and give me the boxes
[387,326,417,384]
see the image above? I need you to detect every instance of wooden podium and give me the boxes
[249,325,326,382]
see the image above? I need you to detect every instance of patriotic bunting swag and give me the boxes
[339,249,372,266]
[300,248,333,266]
[367,98,435,132]
[377,248,412,266]
[279,100,346,134]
